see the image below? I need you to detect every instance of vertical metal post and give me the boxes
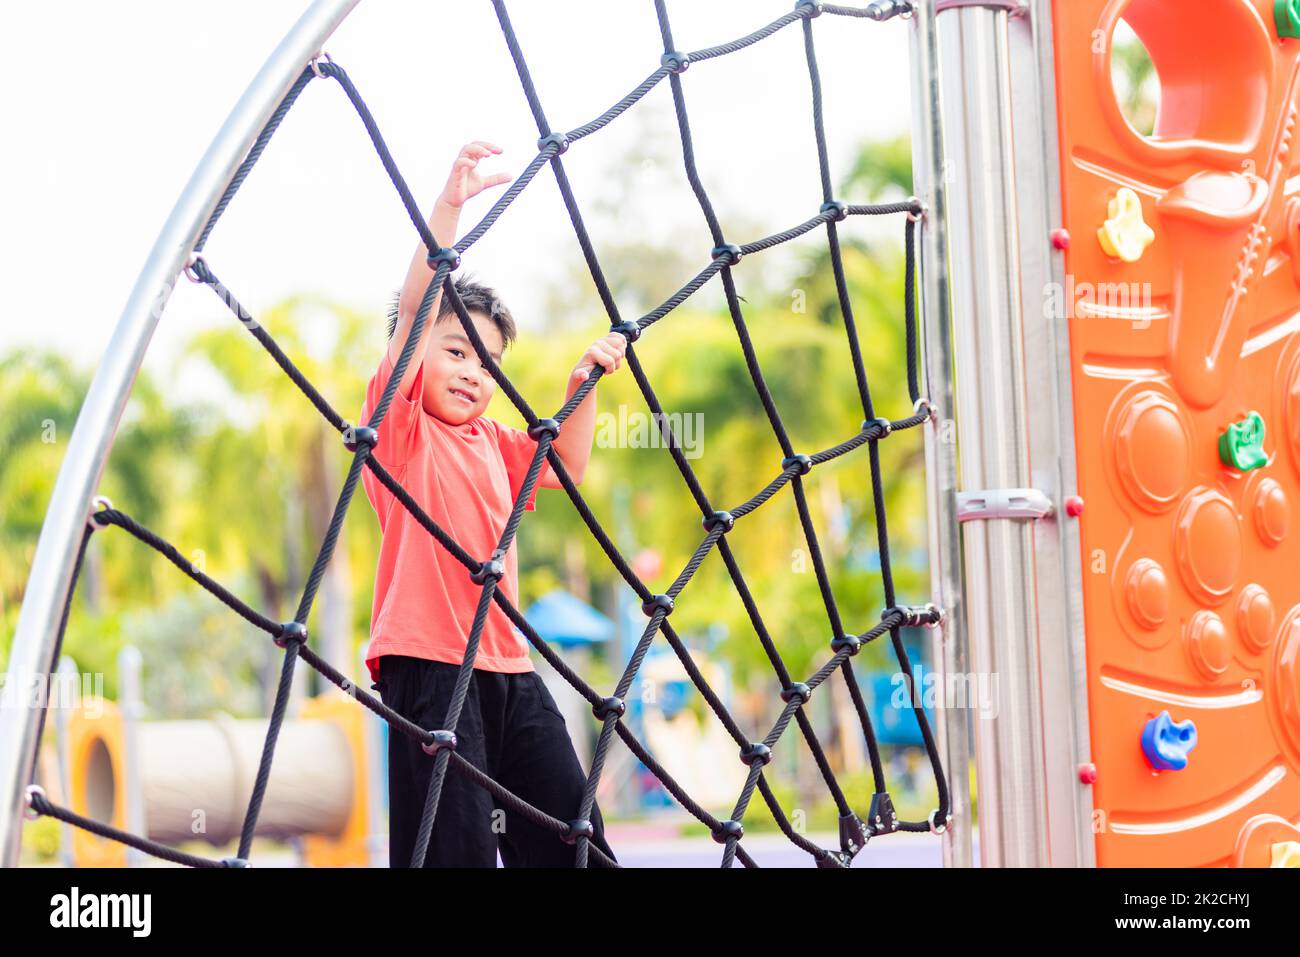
[936,1,1050,866]
[1004,0,1095,867]
[118,646,145,867]
[0,0,361,868]
[53,656,78,868]
[908,0,974,868]
[361,645,387,868]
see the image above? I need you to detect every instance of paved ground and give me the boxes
[601,822,964,867]
[34,820,973,868]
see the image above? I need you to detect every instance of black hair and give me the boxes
[385,273,517,348]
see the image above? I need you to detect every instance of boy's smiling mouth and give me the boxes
[449,387,476,405]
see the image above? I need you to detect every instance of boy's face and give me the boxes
[420,309,504,425]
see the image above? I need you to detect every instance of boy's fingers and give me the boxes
[471,140,503,152]
[483,172,513,188]
[584,349,613,372]
[575,339,626,379]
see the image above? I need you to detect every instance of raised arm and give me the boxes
[545,333,629,487]
[387,141,512,401]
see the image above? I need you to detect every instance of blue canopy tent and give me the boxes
[523,590,614,649]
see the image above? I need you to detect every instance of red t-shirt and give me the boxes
[358,348,549,682]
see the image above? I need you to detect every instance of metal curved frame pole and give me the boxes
[0,0,360,867]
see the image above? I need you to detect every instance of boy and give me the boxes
[359,141,626,867]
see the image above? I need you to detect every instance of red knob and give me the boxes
[1078,762,1098,785]
[1050,228,1071,251]
[1064,495,1085,517]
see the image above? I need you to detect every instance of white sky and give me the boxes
[0,1,912,381]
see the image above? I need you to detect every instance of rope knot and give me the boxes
[527,417,560,441]
[830,633,862,657]
[660,50,690,74]
[275,621,308,650]
[641,593,675,618]
[702,510,735,534]
[780,682,811,705]
[863,417,892,439]
[782,453,813,476]
[711,243,743,266]
[421,729,458,756]
[610,319,642,343]
[471,550,507,585]
[712,820,745,844]
[820,199,848,222]
[426,246,461,272]
[343,425,378,452]
[538,131,570,155]
[561,819,594,844]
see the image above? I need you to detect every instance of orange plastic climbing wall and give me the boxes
[1051,0,1300,867]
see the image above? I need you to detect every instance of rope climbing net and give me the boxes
[23,0,950,868]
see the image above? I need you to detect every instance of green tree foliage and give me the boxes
[0,350,204,689]
[0,300,382,713]
[0,351,89,621]
[1111,24,1158,137]
[842,132,914,206]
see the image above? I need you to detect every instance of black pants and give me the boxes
[374,654,616,867]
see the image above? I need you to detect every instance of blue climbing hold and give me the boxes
[1141,711,1197,771]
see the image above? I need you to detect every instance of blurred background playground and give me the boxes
[4,122,949,862]
[0,2,1162,866]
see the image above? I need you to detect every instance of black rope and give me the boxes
[28,790,228,868]
[28,0,951,870]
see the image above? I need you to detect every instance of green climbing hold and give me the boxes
[1219,411,1267,472]
[1277,0,1300,40]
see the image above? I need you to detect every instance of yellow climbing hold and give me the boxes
[1098,186,1156,263]
[1271,840,1300,867]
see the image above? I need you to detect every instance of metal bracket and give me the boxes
[956,487,1054,522]
[22,785,45,822]
[935,0,1027,16]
